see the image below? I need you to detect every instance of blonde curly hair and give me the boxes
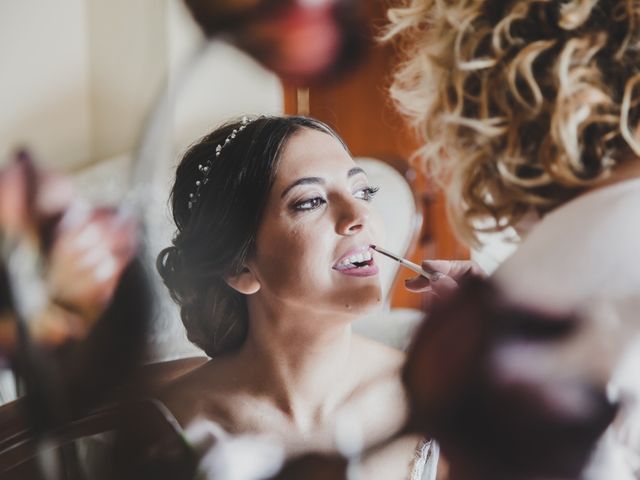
[385,0,640,245]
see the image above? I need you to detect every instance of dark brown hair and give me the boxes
[157,115,343,357]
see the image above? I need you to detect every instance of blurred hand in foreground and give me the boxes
[44,206,138,340]
[0,152,138,354]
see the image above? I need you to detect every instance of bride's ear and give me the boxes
[224,265,261,295]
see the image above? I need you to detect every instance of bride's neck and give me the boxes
[237,303,355,429]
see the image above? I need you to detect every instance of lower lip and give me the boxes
[334,264,379,277]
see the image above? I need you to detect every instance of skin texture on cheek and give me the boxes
[252,217,382,316]
[253,226,329,303]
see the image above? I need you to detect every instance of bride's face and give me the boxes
[247,128,384,316]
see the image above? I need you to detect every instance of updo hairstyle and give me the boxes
[157,115,341,356]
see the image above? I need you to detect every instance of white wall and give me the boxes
[86,0,169,162]
[0,0,91,170]
[167,1,283,152]
[0,0,283,173]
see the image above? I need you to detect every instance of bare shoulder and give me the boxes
[347,334,406,400]
[350,333,406,378]
[157,355,245,430]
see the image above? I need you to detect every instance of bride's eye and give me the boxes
[292,196,327,211]
[353,186,380,201]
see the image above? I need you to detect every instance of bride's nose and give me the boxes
[335,197,370,235]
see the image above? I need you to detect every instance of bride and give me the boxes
[156,115,443,479]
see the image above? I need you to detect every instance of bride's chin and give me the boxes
[341,284,383,315]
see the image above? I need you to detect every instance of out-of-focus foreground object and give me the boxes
[0,151,152,479]
[184,0,369,85]
[403,277,617,479]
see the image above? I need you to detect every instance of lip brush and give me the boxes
[370,245,441,282]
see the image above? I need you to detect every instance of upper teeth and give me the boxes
[338,250,372,267]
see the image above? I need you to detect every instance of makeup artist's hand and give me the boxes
[404,260,485,305]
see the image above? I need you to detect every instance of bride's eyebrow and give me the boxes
[348,167,366,178]
[281,177,324,198]
[280,167,366,198]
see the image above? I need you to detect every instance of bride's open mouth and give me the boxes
[333,247,379,277]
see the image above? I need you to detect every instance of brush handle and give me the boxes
[372,245,440,282]
[397,258,440,282]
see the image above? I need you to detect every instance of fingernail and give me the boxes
[430,272,444,282]
[94,257,117,281]
[60,200,92,229]
[73,224,102,249]
[79,246,109,267]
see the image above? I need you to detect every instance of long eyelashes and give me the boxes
[355,186,379,201]
[291,185,380,212]
[292,196,327,211]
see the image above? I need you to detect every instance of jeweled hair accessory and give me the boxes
[188,116,252,210]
